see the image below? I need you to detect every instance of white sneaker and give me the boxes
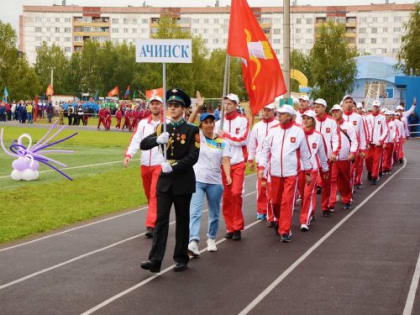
[207,239,217,252]
[300,224,309,232]
[188,240,200,257]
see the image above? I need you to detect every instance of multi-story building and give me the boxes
[20,3,415,65]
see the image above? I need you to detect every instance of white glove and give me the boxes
[157,132,169,144]
[161,161,173,173]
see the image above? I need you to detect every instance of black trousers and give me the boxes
[149,190,192,266]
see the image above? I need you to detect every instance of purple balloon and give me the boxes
[30,160,40,171]
[12,158,30,171]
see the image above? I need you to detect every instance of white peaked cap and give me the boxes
[276,105,295,115]
[299,95,310,101]
[314,98,327,107]
[356,102,363,109]
[302,110,316,119]
[330,104,342,112]
[264,103,277,110]
[224,93,240,104]
[372,100,381,107]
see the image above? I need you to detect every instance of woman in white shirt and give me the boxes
[187,111,232,256]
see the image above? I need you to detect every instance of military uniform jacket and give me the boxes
[140,119,200,195]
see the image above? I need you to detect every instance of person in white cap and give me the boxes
[393,111,406,164]
[382,110,397,174]
[354,101,370,188]
[295,95,310,125]
[341,95,367,189]
[397,100,417,137]
[124,96,164,238]
[248,102,278,222]
[365,100,388,185]
[329,104,358,210]
[215,93,250,241]
[299,110,329,232]
[313,98,337,216]
[258,105,312,242]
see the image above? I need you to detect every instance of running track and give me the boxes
[1,141,419,315]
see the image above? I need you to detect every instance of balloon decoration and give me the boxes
[1,122,78,181]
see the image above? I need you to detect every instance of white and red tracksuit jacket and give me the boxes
[248,117,278,166]
[215,111,250,165]
[366,113,389,145]
[394,119,405,141]
[125,116,163,166]
[259,122,312,177]
[343,111,367,152]
[303,129,329,173]
[384,120,397,144]
[361,114,371,146]
[315,114,337,158]
[332,120,359,160]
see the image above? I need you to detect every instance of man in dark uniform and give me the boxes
[140,88,200,273]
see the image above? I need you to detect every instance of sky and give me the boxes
[0,0,416,32]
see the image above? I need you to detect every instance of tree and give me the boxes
[0,20,40,101]
[290,49,312,92]
[398,3,420,75]
[309,21,357,108]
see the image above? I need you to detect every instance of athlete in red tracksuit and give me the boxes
[299,110,329,231]
[248,103,278,222]
[330,104,358,210]
[115,108,123,129]
[314,98,337,216]
[105,107,112,131]
[259,105,312,242]
[215,93,249,241]
[394,112,405,163]
[365,100,389,185]
[355,103,370,187]
[97,108,107,130]
[124,96,164,238]
[341,96,367,190]
[122,109,132,131]
[382,111,397,173]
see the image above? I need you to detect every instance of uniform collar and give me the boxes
[336,118,344,126]
[299,108,308,114]
[316,114,327,122]
[343,110,353,116]
[280,121,294,130]
[263,117,275,123]
[304,127,315,135]
[169,118,186,127]
[225,111,239,120]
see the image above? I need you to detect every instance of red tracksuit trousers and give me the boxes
[366,145,383,179]
[256,177,269,215]
[300,170,319,225]
[97,117,106,129]
[355,154,364,186]
[222,162,245,232]
[382,143,394,172]
[320,162,332,211]
[141,165,161,228]
[270,175,298,235]
[329,160,352,208]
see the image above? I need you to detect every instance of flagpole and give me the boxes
[220,54,230,130]
[283,0,291,99]
[162,62,167,160]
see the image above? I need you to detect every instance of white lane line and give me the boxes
[400,178,420,180]
[0,191,257,291]
[238,160,407,315]
[403,250,420,315]
[0,159,140,179]
[0,173,256,253]
[81,214,261,315]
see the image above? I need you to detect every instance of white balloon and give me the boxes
[22,169,38,181]
[11,170,23,181]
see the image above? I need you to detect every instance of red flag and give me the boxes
[107,86,119,97]
[46,84,54,96]
[145,88,164,100]
[227,0,287,115]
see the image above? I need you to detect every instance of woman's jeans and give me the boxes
[189,181,223,243]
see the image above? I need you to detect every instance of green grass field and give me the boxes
[0,125,254,244]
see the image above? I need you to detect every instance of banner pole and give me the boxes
[162,62,167,161]
[220,54,230,130]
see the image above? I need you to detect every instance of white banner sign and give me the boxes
[136,39,192,63]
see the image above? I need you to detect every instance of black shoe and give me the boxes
[280,233,291,243]
[367,172,372,181]
[140,260,161,273]
[399,159,403,164]
[225,232,233,239]
[322,210,332,217]
[372,178,378,185]
[356,184,362,190]
[267,221,276,228]
[145,227,153,239]
[344,203,351,210]
[329,207,335,213]
[173,262,188,272]
[379,172,383,178]
[232,230,241,241]
[316,186,322,195]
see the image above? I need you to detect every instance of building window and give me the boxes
[274,49,281,54]
[273,18,281,24]
[371,38,377,44]
[214,28,219,34]
[74,36,82,41]
[372,17,378,23]
[382,48,387,54]
[394,16,402,23]
[273,38,281,44]
[65,37,71,42]
[383,27,388,33]
[132,28,137,33]
[203,28,208,34]
[55,37,60,42]
[393,37,399,44]
[213,38,219,44]
[65,47,71,53]
[35,27,42,32]
[383,17,388,23]
[371,27,377,34]
[296,28,301,33]
[192,18,199,24]
[393,27,401,32]
[295,38,301,44]
[64,27,71,33]
[55,27,60,33]
[305,38,312,44]
[361,17,367,23]
[273,28,281,34]
[214,18,219,24]
[35,36,42,41]
[64,18,71,23]
[141,28,147,33]
[35,17,42,23]
[132,19,137,24]
[123,18,129,24]
[203,39,208,44]
[46,17,51,22]
[141,18,148,24]
[224,18,229,24]
[204,18,209,24]
[112,18,119,24]
[296,18,301,24]
[124,28,128,33]
[306,28,312,33]
[359,28,366,34]
[55,18,60,23]
[392,48,398,54]
[382,38,387,43]
[359,38,366,44]
[112,28,118,33]
[306,18,313,24]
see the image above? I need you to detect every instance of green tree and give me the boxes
[309,21,357,108]
[398,3,420,75]
[34,42,69,95]
[290,49,312,92]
